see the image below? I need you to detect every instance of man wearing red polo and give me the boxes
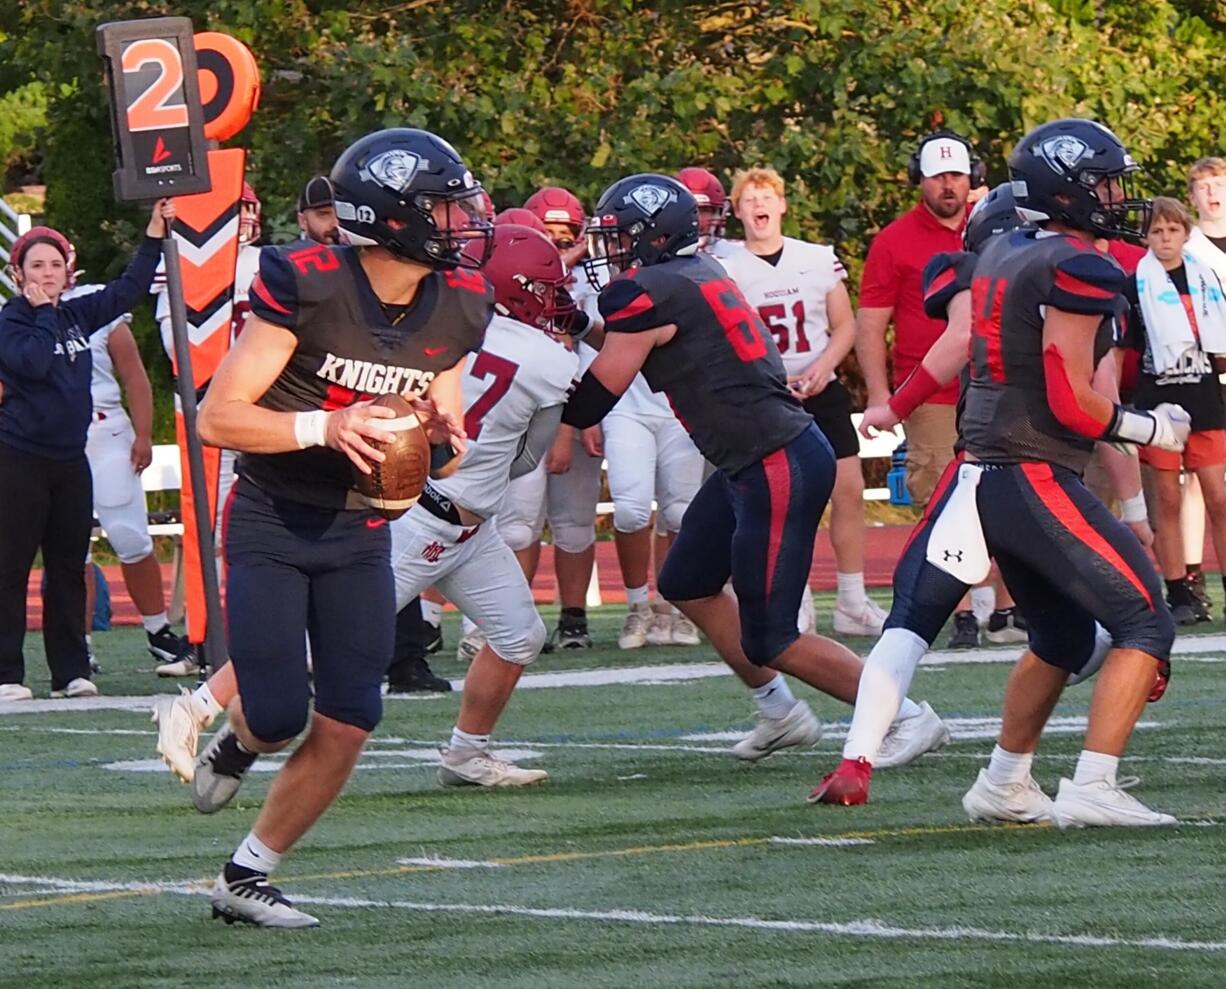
[855,131,980,508]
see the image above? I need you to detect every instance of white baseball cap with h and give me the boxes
[919,137,972,178]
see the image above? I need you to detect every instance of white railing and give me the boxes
[0,199,32,297]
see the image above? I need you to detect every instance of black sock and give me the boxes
[561,607,586,622]
[224,861,266,883]
[1187,563,1202,577]
[1166,578,1192,604]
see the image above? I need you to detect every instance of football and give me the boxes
[351,393,430,519]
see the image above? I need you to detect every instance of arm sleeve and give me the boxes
[922,252,976,320]
[856,233,899,309]
[248,248,301,329]
[597,279,662,334]
[0,304,60,379]
[1048,252,1125,316]
[510,404,564,479]
[66,236,161,335]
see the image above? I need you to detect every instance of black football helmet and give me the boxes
[330,128,492,268]
[583,173,699,288]
[1008,118,1150,241]
[964,183,1028,254]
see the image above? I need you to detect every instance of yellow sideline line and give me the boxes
[0,888,158,911]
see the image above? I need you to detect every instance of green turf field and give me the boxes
[3,597,1225,988]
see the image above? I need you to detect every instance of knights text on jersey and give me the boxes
[597,254,812,474]
[238,241,493,509]
[431,313,578,519]
[710,238,846,378]
[959,230,1123,473]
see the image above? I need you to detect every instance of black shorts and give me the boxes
[802,381,859,460]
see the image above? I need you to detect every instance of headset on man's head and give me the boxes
[907,131,986,188]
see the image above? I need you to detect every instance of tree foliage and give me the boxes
[1,0,1224,409]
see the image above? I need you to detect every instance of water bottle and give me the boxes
[887,442,912,506]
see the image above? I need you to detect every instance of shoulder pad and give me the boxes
[1050,247,1124,316]
[599,276,660,333]
[248,245,301,328]
[922,251,976,320]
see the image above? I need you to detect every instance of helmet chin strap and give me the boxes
[673,242,700,257]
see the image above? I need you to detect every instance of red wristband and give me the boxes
[888,365,942,420]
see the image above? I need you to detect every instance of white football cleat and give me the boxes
[49,677,98,699]
[210,869,319,928]
[456,628,486,663]
[155,655,201,678]
[0,683,34,702]
[645,606,674,646]
[832,598,888,637]
[437,746,548,787]
[732,700,822,762]
[1051,777,1177,829]
[151,690,214,783]
[962,768,1054,823]
[874,701,951,769]
[618,603,652,650]
[670,613,700,646]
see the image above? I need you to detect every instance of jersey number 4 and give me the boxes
[700,279,770,362]
[464,351,519,440]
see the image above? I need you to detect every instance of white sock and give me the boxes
[896,697,923,720]
[450,726,490,751]
[142,612,169,635]
[191,682,224,723]
[420,598,443,627]
[1073,750,1119,786]
[626,584,649,607]
[85,633,93,649]
[986,744,1033,786]
[843,628,928,761]
[836,572,868,609]
[751,673,796,720]
[232,831,282,874]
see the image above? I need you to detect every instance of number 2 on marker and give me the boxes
[121,38,188,132]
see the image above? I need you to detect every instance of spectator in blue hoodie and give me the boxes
[0,199,174,701]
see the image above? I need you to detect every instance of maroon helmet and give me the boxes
[523,186,585,240]
[494,207,548,234]
[239,181,262,244]
[676,166,728,242]
[473,224,575,334]
[479,188,496,221]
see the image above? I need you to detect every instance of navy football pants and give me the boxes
[223,479,394,743]
[887,459,1173,669]
[659,424,836,665]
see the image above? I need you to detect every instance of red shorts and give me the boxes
[1140,429,1226,472]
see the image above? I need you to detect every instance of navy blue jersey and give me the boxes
[598,254,811,473]
[960,231,1122,473]
[240,241,492,508]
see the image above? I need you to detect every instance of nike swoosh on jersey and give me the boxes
[424,345,449,356]
[365,517,388,528]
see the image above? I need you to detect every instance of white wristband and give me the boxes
[1109,407,1157,446]
[293,410,329,450]
[1119,492,1148,524]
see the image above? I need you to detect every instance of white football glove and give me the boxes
[1148,403,1191,452]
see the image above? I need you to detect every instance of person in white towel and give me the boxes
[1123,196,1226,625]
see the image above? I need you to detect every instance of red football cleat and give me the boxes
[807,757,873,805]
[1148,658,1171,703]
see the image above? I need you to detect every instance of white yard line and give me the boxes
[3,870,1224,952]
[6,632,1226,717]
[395,857,504,869]
[769,837,875,847]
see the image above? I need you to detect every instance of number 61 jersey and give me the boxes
[241,240,491,509]
[597,254,812,473]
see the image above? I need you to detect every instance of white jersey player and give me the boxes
[65,284,191,668]
[710,166,887,641]
[390,225,579,787]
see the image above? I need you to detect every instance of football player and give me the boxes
[564,174,934,770]
[676,166,729,248]
[193,128,488,928]
[711,166,887,637]
[831,121,1183,826]
[389,224,579,785]
[811,183,1154,807]
[493,185,602,652]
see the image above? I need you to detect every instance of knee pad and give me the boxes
[551,523,595,555]
[1029,613,1098,674]
[1067,623,1113,686]
[244,698,310,745]
[613,498,652,535]
[1112,606,1176,664]
[489,614,547,667]
[660,498,688,534]
[740,624,798,667]
[498,519,542,553]
[106,518,154,565]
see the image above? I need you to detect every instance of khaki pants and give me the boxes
[903,403,958,508]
